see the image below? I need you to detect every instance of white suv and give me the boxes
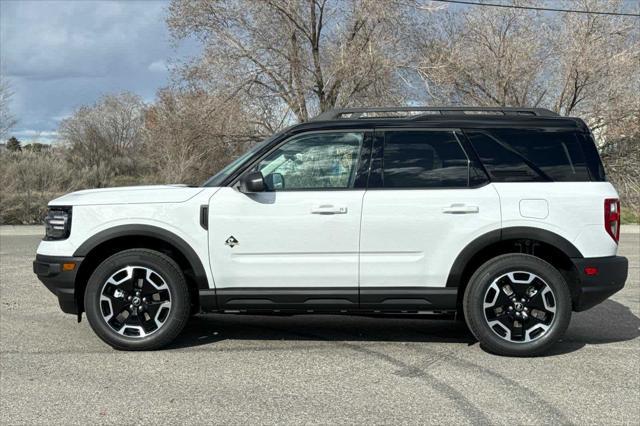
[33,107,628,356]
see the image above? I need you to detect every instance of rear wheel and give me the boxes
[463,254,571,356]
[84,249,190,350]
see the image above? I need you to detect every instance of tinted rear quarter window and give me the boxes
[579,133,606,181]
[383,131,470,188]
[467,129,593,182]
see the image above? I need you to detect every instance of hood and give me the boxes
[48,185,205,206]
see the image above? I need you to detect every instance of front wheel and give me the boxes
[463,254,571,356]
[84,249,191,350]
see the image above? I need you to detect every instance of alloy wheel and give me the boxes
[483,271,557,343]
[99,266,172,338]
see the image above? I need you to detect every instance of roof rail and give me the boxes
[312,106,559,121]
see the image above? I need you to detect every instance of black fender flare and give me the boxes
[446,227,583,288]
[74,224,210,289]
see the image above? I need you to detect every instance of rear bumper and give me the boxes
[33,254,84,314]
[571,256,628,311]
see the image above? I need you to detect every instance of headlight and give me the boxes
[44,207,72,240]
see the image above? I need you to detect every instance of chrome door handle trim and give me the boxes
[442,204,479,214]
[311,205,348,215]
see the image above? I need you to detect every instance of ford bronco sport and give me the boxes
[33,107,629,356]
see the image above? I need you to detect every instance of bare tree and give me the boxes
[415,1,638,113]
[143,88,261,184]
[414,3,552,106]
[58,93,146,188]
[551,1,639,120]
[0,79,18,139]
[167,0,432,124]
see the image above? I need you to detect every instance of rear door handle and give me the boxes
[311,204,348,215]
[442,204,479,214]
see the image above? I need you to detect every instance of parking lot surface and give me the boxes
[1,229,638,425]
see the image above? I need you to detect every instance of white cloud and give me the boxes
[12,129,59,144]
[52,112,72,121]
[148,60,168,73]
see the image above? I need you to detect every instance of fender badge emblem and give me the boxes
[225,236,239,248]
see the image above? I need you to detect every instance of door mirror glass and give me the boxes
[264,172,285,190]
[239,171,265,193]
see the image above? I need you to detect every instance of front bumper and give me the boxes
[571,256,628,311]
[33,254,84,314]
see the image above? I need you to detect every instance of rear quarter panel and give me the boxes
[493,182,620,257]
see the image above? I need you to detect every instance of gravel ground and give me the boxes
[1,230,638,425]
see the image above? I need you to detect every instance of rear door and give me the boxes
[208,130,372,311]
[359,129,501,310]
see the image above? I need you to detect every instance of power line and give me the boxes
[430,0,640,17]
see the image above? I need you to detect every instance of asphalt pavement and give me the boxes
[1,228,638,425]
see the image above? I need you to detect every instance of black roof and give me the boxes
[293,107,587,132]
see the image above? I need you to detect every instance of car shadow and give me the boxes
[167,299,639,356]
[548,299,640,355]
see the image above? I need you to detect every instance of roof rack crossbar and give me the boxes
[312,106,559,121]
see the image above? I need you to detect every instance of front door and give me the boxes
[209,130,371,311]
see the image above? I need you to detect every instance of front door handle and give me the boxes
[442,204,479,214]
[311,204,348,215]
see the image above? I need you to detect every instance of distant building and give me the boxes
[0,143,7,152]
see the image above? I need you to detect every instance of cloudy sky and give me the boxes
[1,0,198,144]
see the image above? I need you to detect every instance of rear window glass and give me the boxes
[467,129,592,182]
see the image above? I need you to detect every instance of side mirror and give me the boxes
[239,171,265,193]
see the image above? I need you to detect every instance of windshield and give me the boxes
[202,132,284,187]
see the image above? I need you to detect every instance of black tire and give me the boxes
[463,254,571,357]
[84,249,190,350]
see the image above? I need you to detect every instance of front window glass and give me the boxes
[256,132,363,190]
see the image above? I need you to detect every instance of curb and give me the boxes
[0,225,45,237]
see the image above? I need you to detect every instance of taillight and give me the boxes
[604,198,620,243]
[584,267,599,276]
